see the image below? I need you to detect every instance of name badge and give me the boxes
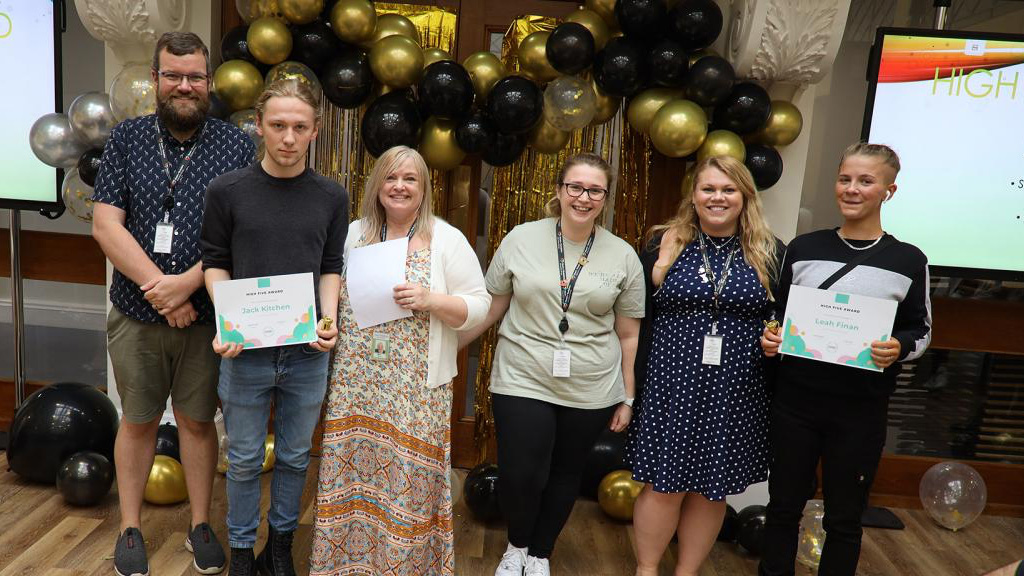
[371,333,390,362]
[154,222,174,254]
[702,334,723,366]
[553,348,571,378]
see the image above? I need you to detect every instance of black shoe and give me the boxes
[114,527,149,576]
[229,547,256,576]
[186,523,227,574]
[256,526,295,576]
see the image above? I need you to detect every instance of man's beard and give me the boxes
[157,93,209,134]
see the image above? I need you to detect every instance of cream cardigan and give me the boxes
[343,217,490,388]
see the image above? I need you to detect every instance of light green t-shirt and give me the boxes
[485,218,646,409]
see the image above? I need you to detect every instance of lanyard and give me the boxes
[154,118,205,221]
[380,221,417,243]
[696,230,738,334]
[556,219,596,335]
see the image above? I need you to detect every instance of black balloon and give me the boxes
[486,76,543,135]
[464,463,502,522]
[684,55,735,107]
[360,91,422,157]
[481,131,527,167]
[455,110,496,154]
[7,382,119,484]
[220,25,256,65]
[594,37,648,98]
[419,61,475,120]
[669,0,724,51]
[717,504,739,542]
[737,504,768,555]
[290,20,340,73]
[745,144,784,190]
[546,22,595,76]
[714,82,772,135]
[615,0,667,40]
[648,38,688,87]
[77,149,103,188]
[208,92,232,120]
[57,451,114,506]
[321,0,340,21]
[155,423,180,462]
[322,47,374,109]
[581,428,628,499]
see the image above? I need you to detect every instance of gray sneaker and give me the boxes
[185,523,227,574]
[114,527,149,576]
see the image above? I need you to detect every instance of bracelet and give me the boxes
[623,397,635,408]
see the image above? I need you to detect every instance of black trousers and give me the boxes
[758,383,889,576]
[492,393,615,559]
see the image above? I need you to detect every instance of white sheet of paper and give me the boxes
[346,238,412,330]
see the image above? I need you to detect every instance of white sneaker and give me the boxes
[495,543,527,576]
[524,555,550,576]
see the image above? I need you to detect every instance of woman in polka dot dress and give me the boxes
[627,156,782,576]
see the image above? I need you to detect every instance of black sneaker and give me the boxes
[255,526,295,576]
[114,527,149,576]
[229,547,256,576]
[185,523,227,574]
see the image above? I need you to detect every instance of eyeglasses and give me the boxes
[561,182,608,201]
[157,70,209,86]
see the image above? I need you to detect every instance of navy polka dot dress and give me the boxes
[627,237,770,500]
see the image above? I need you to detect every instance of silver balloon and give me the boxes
[230,109,262,149]
[29,113,89,168]
[68,92,117,149]
[919,461,987,531]
[796,500,824,569]
[543,75,597,132]
[110,63,157,122]
[62,167,96,222]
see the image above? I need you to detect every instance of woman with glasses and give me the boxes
[459,153,645,576]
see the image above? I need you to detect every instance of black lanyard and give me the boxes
[154,118,205,220]
[696,230,738,333]
[380,221,417,243]
[556,219,596,335]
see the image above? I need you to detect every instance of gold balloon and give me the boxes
[597,470,643,521]
[236,0,280,24]
[423,47,454,68]
[214,59,264,112]
[518,32,559,85]
[680,164,697,197]
[420,117,466,170]
[697,130,746,163]
[529,116,570,155]
[585,0,618,29]
[688,48,720,68]
[590,78,620,125]
[330,0,376,44]
[247,17,293,66]
[650,99,708,158]
[627,87,682,134]
[371,13,420,45]
[370,35,424,88]
[751,100,803,147]
[463,51,507,102]
[280,0,321,24]
[262,434,276,472]
[566,8,610,52]
[144,455,188,505]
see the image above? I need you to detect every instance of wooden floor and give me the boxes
[0,453,1021,575]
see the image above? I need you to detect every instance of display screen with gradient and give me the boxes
[864,29,1024,279]
[0,1,58,207]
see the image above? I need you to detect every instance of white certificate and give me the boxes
[780,285,899,372]
[346,237,412,330]
[212,272,317,349]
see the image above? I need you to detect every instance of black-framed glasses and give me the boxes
[561,182,608,200]
[157,70,209,86]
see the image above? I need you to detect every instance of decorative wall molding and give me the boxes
[74,0,187,64]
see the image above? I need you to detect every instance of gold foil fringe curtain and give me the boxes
[472,15,648,463]
[311,5,458,217]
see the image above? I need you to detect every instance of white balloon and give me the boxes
[109,63,157,122]
[29,113,89,168]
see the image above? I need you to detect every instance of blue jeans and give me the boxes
[218,345,329,549]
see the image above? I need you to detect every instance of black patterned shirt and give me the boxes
[92,114,256,324]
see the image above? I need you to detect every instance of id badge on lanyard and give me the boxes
[154,213,173,254]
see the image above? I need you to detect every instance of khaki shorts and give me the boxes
[107,307,219,424]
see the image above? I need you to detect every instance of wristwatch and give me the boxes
[623,397,635,408]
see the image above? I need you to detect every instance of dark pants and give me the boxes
[759,383,889,576]
[492,393,615,559]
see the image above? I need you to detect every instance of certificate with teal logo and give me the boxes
[212,272,317,349]
[780,285,899,372]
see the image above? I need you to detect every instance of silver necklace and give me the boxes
[836,229,884,251]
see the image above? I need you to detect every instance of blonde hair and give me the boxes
[647,155,780,299]
[839,142,901,180]
[253,79,321,160]
[544,152,615,221]
[358,146,435,246]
